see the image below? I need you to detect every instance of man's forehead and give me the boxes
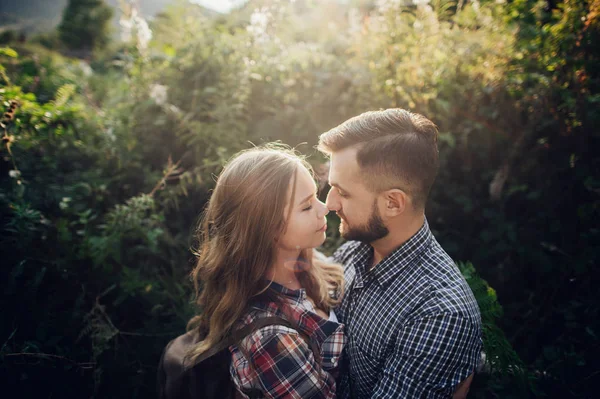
[328,147,359,184]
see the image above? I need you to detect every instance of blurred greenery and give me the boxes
[58,0,114,53]
[0,0,598,397]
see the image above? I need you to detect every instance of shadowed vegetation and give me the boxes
[1,0,598,397]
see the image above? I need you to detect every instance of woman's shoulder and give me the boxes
[229,309,311,378]
[229,305,338,399]
[235,307,302,348]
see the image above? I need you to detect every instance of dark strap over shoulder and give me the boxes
[158,315,322,399]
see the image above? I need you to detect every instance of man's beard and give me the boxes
[340,201,388,243]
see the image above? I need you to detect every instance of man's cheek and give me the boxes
[340,218,349,231]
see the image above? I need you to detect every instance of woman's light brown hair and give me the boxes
[186,144,344,362]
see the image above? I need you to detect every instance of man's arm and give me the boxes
[371,313,481,398]
[452,373,474,399]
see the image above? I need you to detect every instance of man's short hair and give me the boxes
[318,108,439,209]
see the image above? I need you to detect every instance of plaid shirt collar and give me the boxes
[251,281,342,343]
[266,280,308,304]
[350,218,433,289]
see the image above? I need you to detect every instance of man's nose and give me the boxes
[325,189,340,212]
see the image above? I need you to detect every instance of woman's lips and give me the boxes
[317,223,327,232]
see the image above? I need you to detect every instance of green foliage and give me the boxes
[458,261,541,398]
[0,43,192,397]
[458,263,528,383]
[87,194,165,267]
[58,0,113,53]
[1,0,598,397]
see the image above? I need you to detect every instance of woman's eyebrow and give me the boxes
[298,194,314,205]
[297,192,315,206]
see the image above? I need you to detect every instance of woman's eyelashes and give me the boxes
[301,192,319,211]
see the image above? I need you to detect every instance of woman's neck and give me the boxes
[269,248,302,290]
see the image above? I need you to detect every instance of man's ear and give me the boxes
[381,189,407,217]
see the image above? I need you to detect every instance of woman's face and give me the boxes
[277,165,329,252]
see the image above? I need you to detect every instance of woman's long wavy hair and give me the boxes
[186,145,344,362]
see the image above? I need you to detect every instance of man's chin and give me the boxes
[340,225,388,243]
[339,222,348,237]
[341,231,359,242]
[340,221,369,242]
[339,225,356,241]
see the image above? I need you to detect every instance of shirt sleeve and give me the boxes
[371,313,482,398]
[246,328,337,399]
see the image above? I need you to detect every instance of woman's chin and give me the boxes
[315,234,327,247]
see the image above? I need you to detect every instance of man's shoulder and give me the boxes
[415,236,462,281]
[411,244,481,325]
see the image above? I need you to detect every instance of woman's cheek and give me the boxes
[300,215,313,239]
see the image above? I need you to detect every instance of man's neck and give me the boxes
[370,213,425,269]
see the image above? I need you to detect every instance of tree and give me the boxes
[58,0,113,53]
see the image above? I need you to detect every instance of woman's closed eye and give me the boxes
[301,191,319,211]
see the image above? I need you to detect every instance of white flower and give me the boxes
[78,61,93,77]
[59,197,72,210]
[250,7,269,28]
[150,84,168,105]
[376,0,404,14]
[119,6,153,52]
[8,170,21,179]
[247,7,271,43]
[167,105,182,116]
[105,127,116,142]
[135,16,152,51]
[119,16,133,42]
[348,8,362,35]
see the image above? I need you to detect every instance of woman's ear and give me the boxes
[382,189,407,217]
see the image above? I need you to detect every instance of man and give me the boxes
[318,109,482,398]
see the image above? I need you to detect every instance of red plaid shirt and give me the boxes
[229,282,346,399]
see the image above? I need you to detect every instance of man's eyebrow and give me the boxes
[329,182,348,192]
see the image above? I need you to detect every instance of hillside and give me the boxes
[0,0,217,34]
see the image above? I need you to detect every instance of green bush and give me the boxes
[58,0,113,53]
[1,0,598,397]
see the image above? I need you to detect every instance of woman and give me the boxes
[186,145,346,398]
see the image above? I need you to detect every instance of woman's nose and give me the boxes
[317,200,329,218]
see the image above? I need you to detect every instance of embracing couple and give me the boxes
[161,109,482,398]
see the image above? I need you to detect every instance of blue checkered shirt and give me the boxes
[333,219,482,398]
